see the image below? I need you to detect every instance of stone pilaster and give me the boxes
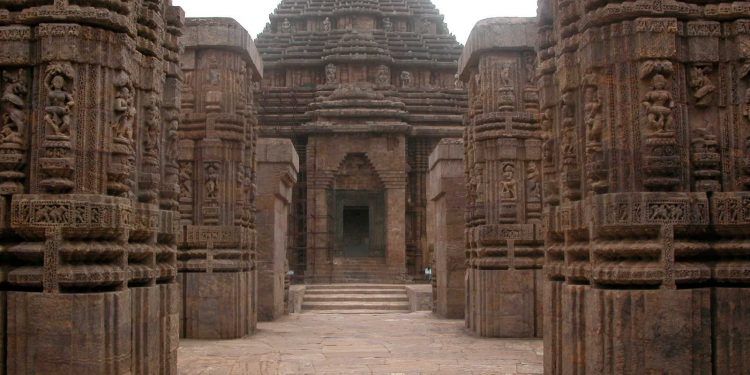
[538,0,750,372]
[178,18,263,339]
[256,138,299,321]
[458,18,543,338]
[427,139,466,319]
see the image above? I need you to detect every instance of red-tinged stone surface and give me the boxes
[256,138,299,321]
[537,0,750,372]
[0,0,183,373]
[177,17,263,340]
[458,18,543,338]
[427,138,467,319]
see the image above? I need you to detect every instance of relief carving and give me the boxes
[0,68,28,195]
[689,65,716,107]
[43,63,75,138]
[383,17,393,32]
[325,63,337,85]
[322,17,331,32]
[40,63,76,193]
[376,65,390,86]
[204,162,219,200]
[640,60,681,191]
[400,71,412,88]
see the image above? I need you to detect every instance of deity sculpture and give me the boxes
[322,17,331,32]
[642,74,675,134]
[420,18,431,34]
[179,163,192,200]
[143,93,161,156]
[43,65,75,137]
[500,63,512,86]
[281,18,291,33]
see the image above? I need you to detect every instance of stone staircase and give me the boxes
[323,257,410,284]
[301,284,411,314]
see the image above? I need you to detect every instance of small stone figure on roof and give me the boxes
[376,65,390,86]
[400,71,412,88]
[420,18,431,34]
[281,18,291,33]
[325,63,338,85]
[323,17,331,32]
[383,17,393,32]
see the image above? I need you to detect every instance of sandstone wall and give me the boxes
[537,0,750,372]
[458,18,544,338]
[0,0,184,373]
[427,139,466,319]
[256,138,299,321]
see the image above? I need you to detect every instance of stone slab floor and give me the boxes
[178,312,543,374]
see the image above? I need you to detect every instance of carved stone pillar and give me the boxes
[178,18,263,339]
[538,0,750,372]
[256,138,299,321]
[0,1,183,373]
[458,18,543,338]
[427,139,466,319]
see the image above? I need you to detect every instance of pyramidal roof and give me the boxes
[255,0,463,67]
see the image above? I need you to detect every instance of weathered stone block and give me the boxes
[7,291,132,374]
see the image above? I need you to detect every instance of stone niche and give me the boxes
[256,138,299,321]
[538,0,750,372]
[178,18,263,339]
[458,18,543,338]
[426,139,467,319]
[0,0,184,373]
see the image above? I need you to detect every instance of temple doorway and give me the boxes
[342,206,370,257]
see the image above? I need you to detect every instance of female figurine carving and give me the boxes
[323,17,332,32]
[113,85,136,141]
[642,74,674,134]
[527,162,541,201]
[44,65,75,137]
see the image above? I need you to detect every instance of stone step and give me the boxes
[305,289,406,295]
[304,294,409,302]
[301,301,410,311]
[306,284,405,290]
[302,309,409,314]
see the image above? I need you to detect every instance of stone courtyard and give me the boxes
[178,312,543,375]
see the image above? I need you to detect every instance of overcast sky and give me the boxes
[172,0,537,43]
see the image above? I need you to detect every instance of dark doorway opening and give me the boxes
[343,206,370,257]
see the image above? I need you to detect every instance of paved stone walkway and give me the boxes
[178,312,543,374]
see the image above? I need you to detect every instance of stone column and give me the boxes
[427,139,466,319]
[458,18,543,338]
[538,0,750,372]
[0,1,183,373]
[178,18,263,339]
[256,138,299,321]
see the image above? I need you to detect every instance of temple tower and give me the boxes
[256,0,467,283]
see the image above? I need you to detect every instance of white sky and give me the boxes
[172,0,537,43]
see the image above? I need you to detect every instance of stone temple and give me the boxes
[254,0,467,283]
[0,0,749,374]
